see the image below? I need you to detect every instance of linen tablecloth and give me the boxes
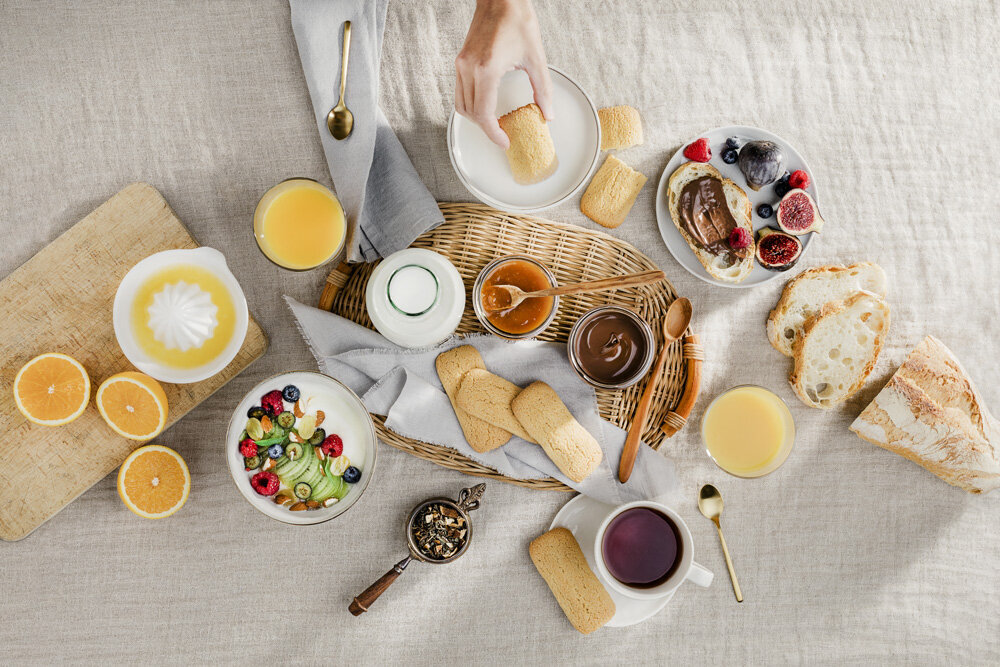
[1,1,998,664]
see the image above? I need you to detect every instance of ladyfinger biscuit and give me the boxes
[455,368,537,444]
[511,381,602,483]
[529,527,615,634]
[498,103,558,185]
[436,346,511,453]
[598,105,643,151]
[580,155,647,229]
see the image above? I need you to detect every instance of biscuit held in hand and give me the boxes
[529,527,615,634]
[511,381,602,483]
[436,346,511,453]
[498,103,558,185]
[580,155,647,229]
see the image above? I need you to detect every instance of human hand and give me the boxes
[455,0,553,149]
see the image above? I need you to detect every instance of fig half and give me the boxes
[776,189,825,235]
[755,228,802,271]
[737,140,784,191]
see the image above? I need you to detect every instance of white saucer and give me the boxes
[654,125,820,288]
[448,66,600,213]
[550,494,674,627]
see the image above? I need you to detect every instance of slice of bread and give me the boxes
[598,105,643,151]
[768,263,887,357]
[580,155,647,229]
[529,527,616,634]
[789,291,890,409]
[498,103,558,185]
[667,161,753,283]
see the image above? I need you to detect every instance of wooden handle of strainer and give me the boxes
[349,556,411,616]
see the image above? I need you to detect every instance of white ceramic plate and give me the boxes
[226,371,377,525]
[448,66,600,213]
[655,125,820,288]
[550,494,674,627]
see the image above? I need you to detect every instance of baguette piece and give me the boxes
[667,161,753,283]
[768,263,888,357]
[498,103,558,185]
[850,336,1000,494]
[598,105,643,151]
[511,381,602,482]
[455,368,537,444]
[529,527,615,634]
[580,155,647,229]
[435,346,511,453]
[789,291,890,409]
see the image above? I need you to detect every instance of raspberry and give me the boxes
[682,138,712,163]
[251,471,280,496]
[321,434,344,458]
[239,438,257,457]
[728,227,752,250]
[788,170,810,189]
[260,390,284,417]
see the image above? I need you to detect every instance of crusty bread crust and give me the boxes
[789,290,890,409]
[667,161,753,283]
[767,262,887,357]
[850,336,1000,494]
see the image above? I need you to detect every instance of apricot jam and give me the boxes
[480,259,554,335]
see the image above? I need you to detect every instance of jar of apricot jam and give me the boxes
[472,255,558,339]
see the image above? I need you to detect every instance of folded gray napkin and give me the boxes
[289,0,443,262]
[286,297,679,505]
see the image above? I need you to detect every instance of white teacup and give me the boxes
[593,500,713,599]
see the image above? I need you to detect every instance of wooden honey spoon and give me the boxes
[482,269,665,313]
[618,297,692,483]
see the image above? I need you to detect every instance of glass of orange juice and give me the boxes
[701,385,795,478]
[253,178,346,271]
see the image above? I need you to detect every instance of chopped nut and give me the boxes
[315,410,325,427]
[262,458,276,472]
[289,432,303,444]
[274,492,295,506]
[289,502,308,511]
[323,497,339,507]
[260,415,273,434]
[315,447,326,461]
[293,399,305,418]
[305,500,321,509]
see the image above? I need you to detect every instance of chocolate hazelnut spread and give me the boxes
[572,310,649,385]
[677,176,748,261]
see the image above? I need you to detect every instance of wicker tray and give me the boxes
[318,203,702,491]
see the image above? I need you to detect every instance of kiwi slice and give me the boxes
[285,443,304,461]
[293,482,312,500]
[276,411,295,429]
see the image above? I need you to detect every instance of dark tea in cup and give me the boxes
[600,507,682,588]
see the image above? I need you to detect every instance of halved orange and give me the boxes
[13,353,91,426]
[96,372,169,440]
[117,444,190,519]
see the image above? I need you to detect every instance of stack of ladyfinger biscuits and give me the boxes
[435,345,602,483]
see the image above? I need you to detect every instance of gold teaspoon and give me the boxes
[327,21,354,140]
[698,483,743,602]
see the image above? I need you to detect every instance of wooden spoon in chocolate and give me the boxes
[619,297,692,483]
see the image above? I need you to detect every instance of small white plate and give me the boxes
[655,125,820,288]
[550,494,674,627]
[448,66,600,213]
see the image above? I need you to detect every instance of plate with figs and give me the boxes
[655,125,823,288]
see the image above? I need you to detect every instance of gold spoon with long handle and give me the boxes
[698,483,743,602]
[482,270,664,313]
[326,21,354,140]
[618,297,692,482]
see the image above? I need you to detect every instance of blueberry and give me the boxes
[247,406,265,420]
[774,181,791,198]
[725,136,743,150]
[757,203,774,219]
[268,444,284,459]
[778,170,791,183]
[282,385,300,402]
[721,148,738,164]
[343,466,361,484]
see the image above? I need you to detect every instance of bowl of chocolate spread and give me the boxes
[567,306,655,389]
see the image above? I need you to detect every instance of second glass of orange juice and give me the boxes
[253,178,346,271]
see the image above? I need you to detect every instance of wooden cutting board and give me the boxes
[0,182,268,541]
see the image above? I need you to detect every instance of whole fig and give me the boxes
[737,140,784,191]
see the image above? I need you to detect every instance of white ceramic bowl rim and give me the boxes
[592,500,696,600]
[112,247,249,384]
[225,370,378,525]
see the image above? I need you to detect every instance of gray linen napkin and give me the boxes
[286,297,680,505]
[289,0,443,262]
